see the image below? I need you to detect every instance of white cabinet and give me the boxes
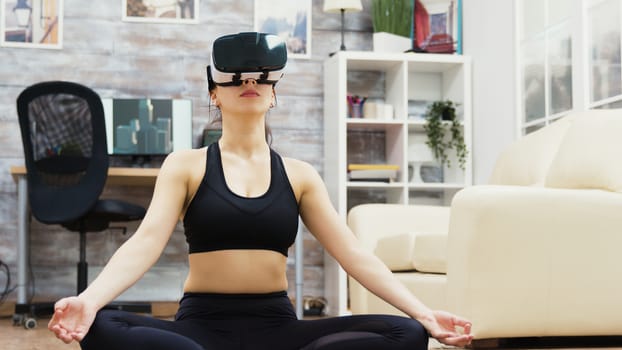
[322,51,472,315]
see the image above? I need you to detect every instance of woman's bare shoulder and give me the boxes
[281,156,322,185]
[159,147,207,177]
[282,156,316,172]
[163,147,206,164]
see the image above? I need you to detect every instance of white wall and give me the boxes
[463,0,518,184]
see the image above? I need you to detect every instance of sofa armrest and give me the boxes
[446,185,622,338]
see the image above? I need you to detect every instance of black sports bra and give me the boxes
[183,143,299,256]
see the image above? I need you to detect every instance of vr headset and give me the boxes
[207,32,287,89]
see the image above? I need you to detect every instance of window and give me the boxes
[517,0,574,134]
[517,0,622,135]
[586,0,622,108]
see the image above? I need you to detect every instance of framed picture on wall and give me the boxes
[1,0,63,49]
[412,0,461,54]
[122,0,198,24]
[254,0,311,59]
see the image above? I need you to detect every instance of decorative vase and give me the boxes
[420,164,444,183]
[372,32,412,53]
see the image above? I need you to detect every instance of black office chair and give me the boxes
[16,81,150,317]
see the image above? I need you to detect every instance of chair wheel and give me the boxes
[12,314,24,326]
[23,318,37,329]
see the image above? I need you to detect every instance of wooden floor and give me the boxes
[0,301,177,350]
[2,315,622,350]
[2,316,80,350]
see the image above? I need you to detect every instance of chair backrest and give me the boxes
[16,81,109,224]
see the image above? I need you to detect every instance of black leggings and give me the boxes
[81,291,428,350]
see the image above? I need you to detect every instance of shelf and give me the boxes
[347,119,403,131]
[407,58,468,73]
[323,51,472,316]
[407,183,465,189]
[338,51,469,70]
[346,181,404,188]
[347,118,403,125]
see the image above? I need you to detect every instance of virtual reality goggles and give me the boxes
[207,32,287,88]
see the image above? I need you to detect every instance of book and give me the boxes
[347,163,400,171]
[348,169,398,181]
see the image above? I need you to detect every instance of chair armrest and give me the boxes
[446,185,622,338]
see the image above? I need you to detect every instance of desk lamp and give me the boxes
[323,0,363,55]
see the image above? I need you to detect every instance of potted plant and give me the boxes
[371,0,412,53]
[423,100,468,170]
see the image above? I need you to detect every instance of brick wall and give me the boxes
[0,0,373,303]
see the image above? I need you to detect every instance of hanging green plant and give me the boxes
[423,100,468,170]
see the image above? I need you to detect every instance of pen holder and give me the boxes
[349,102,363,118]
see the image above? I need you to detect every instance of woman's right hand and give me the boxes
[48,296,97,344]
[418,310,473,347]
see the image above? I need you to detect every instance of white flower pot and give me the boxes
[372,32,412,53]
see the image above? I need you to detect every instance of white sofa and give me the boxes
[347,109,622,341]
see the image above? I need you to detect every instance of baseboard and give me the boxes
[150,301,179,318]
[0,301,15,317]
[472,336,622,349]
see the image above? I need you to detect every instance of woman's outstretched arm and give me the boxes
[49,150,193,343]
[293,160,473,347]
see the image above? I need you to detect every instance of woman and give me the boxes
[48,33,473,350]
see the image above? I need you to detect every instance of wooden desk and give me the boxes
[10,165,160,187]
[9,166,159,308]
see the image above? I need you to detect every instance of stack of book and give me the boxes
[347,164,399,182]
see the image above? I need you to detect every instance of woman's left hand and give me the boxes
[419,310,473,347]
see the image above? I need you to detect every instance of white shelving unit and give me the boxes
[323,51,472,316]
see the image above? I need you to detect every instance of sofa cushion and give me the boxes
[374,232,417,271]
[374,232,447,274]
[413,233,447,274]
[489,115,574,186]
[545,109,622,192]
